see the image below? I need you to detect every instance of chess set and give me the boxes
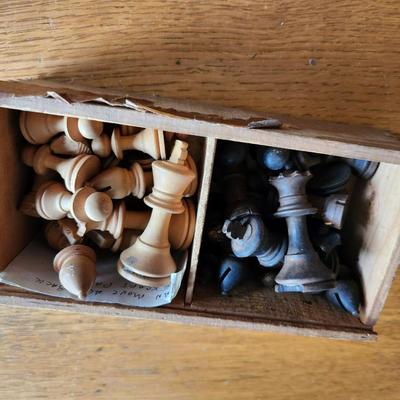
[19,111,198,299]
[0,80,399,340]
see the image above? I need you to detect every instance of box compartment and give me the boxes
[0,79,399,340]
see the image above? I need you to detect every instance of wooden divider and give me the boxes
[185,137,217,304]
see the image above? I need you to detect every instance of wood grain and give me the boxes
[1,1,400,399]
[0,277,398,400]
[0,1,400,132]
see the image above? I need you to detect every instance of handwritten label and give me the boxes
[0,240,187,308]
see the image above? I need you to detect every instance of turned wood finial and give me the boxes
[22,144,101,192]
[19,112,103,144]
[35,180,113,222]
[45,219,83,251]
[89,163,153,199]
[53,245,96,299]
[111,126,166,160]
[118,140,195,287]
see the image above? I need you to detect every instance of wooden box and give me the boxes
[0,80,399,341]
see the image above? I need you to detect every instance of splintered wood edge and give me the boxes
[0,285,376,341]
[185,137,217,304]
[1,94,400,164]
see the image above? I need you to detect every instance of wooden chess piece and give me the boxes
[344,158,379,180]
[35,181,113,223]
[217,141,248,167]
[309,193,349,230]
[88,229,140,253]
[50,135,92,156]
[111,126,166,160]
[218,256,249,295]
[326,279,360,316]
[53,245,96,300]
[22,145,101,192]
[19,111,103,144]
[20,174,55,217]
[81,198,195,251]
[183,155,198,197]
[77,118,104,139]
[308,161,352,195]
[45,219,83,251]
[118,140,195,287]
[257,146,291,171]
[222,214,287,267]
[89,163,153,199]
[91,134,112,158]
[293,151,323,171]
[120,125,142,136]
[270,171,336,293]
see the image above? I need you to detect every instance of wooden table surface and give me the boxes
[1,1,400,399]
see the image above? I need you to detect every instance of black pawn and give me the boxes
[218,256,249,295]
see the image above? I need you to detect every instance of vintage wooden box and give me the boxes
[0,80,399,341]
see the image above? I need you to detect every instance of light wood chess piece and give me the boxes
[91,134,112,157]
[22,145,101,192]
[111,126,166,160]
[20,111,104,144]
[50,133,111,158]
[88,229,140,253]
[53,245,96,300]
[87,198,196,251]
[89,163,153,199]
[50,135,92,156]
[45,219,83,250]
[118,140,195,287]
[35,181,113,223]
[20,174,55,217]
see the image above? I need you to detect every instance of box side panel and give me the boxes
[0,108,36,270]
[0,284,375,341]
[343,163,400,325]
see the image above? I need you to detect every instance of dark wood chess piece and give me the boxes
[308,161,352,195]
[270,171,336,293]
[222,214,287,268]
[256,146,291,171]
[218,255,249,295]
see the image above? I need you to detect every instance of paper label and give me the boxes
[0,239,187,307]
